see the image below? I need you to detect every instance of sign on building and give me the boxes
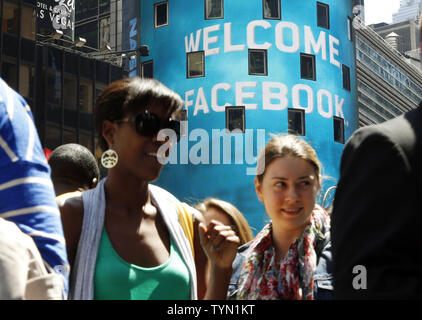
[37,0,75,41]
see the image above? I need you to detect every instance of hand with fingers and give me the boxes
[198,220,240,269]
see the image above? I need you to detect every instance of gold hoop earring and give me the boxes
[101,149,118,169]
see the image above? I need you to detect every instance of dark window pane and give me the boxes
[155,2,168,27]
[226,106,245,133]
[64,52,79,75]
[249,50,267,75]
[142,60,154,79]
[2,33,18,57]
[19,64,35,99]
[96,61,109,83]
[79,79,94,113]
[300,53,316,81]
[46,71,61,105]
[187,52,205,78]
[1,61,18,90]
[342,65,351,91]
[3,2,19,35]
[48,47,63,70]
[111,65,123,82]
[288,109,305,136]
[80,57,93,78]
[334,117,345,143]
[21,38,36,62]
[263,0,280,19]
[76,0,98,21]
[45,124,61,150]
[76,21,98,49]
[64,74,78,110]
[99,0,110,14]
[21,5,36,40]
[317,2,330,29]
[205,0,223,19]
[64,110,78,127]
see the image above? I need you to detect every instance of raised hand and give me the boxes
[198,220,240,269]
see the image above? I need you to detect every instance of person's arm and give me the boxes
[57,193,84,268]
[332,126,421,299]
[193,211,239,300]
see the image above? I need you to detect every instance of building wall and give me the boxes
[355,23,422,127]
[0,0,126,158]
[140,0,357,232]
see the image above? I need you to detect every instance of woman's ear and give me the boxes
[102,120,116,149]
[254,177,264,202]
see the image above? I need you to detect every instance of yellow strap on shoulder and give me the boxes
[176,202,195,258]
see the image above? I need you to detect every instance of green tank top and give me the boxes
[93,228,191,300]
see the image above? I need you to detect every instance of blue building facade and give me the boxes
[140,0,357,232]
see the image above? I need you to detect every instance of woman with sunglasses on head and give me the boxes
[227,134,332,300]
[58,77,239,300]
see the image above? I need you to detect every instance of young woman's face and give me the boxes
[109,101,174,182]
[255,156,320,236]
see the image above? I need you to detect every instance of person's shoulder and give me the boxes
[56,191,84,217]
[149,184,179,202]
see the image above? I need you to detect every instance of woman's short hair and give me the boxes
[195,198,253,245]
[94,77,184,151]
[256,134,322,184]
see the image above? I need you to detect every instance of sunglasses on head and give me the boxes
[115,110,181,141]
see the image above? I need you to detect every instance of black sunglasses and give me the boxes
[115,110,181,141]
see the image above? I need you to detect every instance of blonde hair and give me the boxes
[256,134,322,184]
[195,198,253,245]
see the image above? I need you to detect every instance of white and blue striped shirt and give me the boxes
[0,77,69,297]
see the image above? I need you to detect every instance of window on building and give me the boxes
[46,71,61,105]
[263,0,281,19]
[99,0,110,14]
[288,108,305,136]
[226,106,245,133]
[317,2,330,29]
[63,128,77,144]
[347,16,353,41]
[342,64,351,91]
[333,116,345,143]
[205,0,223,19]
[45,124,61,150]
[187,51,205,78]
[3,2,19,35]
[179,110,188,138]
[155,1,169,28]
[76,21,98,49]
[142,60,154,79]
[21,6,36,40]
[64,74,78,110]
[79,79,93,113]
[19,64,35,99]
[1,61,18,91]
[79,130,93,152]
[249,49,268,76]
[300,53,316,81]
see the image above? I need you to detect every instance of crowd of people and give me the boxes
[1,17,422,301]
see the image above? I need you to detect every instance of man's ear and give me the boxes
[254,177,264,202]
[102,120,116,149]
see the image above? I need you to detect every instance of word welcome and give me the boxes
[185,20,341,68]
[185,81,346,122]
